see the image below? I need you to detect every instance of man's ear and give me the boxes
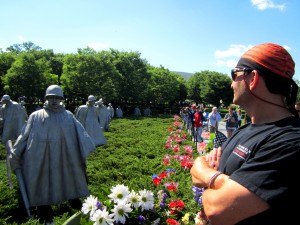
[249,70,260,90]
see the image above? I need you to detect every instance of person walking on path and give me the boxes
[224,106,238,138]
[187,105,196,137]
[9,85,96,223]
[207,106,222,133]
[190,43,300,224]
[202,108,209,131]
[74,95,107,147]
[193,105,205,143]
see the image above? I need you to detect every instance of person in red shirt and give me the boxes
[193,106,205,142]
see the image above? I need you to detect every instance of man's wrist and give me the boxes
[208,171,223,189]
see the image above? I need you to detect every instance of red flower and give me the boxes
[159,171,168,179]
[162,155,171,165]
[165,142,172,149]
[173,144,180,152]
[172,154,181,160]
[180,160,193,169]
[198,142,207,154]
[201,132,210,139]
[169,210,178,215]
[169,200,185,211]
[152,177,161,186]
[166,218,180,225]
[176,138,182,144]
[164,182,178,192]
[173,115,180,121]
[173,121,182,127]
[183,145,193,153]
[163,158,170,165]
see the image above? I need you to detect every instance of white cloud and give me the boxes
[213,44,254,69]
[214,44,253,59]
[214,59,238,68]
[282,45,291,51]
[251,0,286,11]
[87,42,110,50]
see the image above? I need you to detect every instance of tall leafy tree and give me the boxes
[186,70,232,107]
[60,49,121,103]
[0,52,16,95]
[50,54,64,83]
[111,49,150,104]
[2,53,57,102]
[186,72,202,104]
[1,41,238,109]
[171,72,188,103]
[6,41,41,53]
[147,66,182,106]
[199,71,232,107]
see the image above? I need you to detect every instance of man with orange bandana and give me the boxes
[190,43,300,224]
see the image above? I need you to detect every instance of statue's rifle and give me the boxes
[6,140,31,218]
[5,140,13,188]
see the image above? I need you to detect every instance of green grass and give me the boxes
[0,115,201,225]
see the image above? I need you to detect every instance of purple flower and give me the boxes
[138,215,146,223]
[192,186,205,207]
[96,201,103,210]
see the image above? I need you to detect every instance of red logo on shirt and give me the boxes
[233,144,249,160]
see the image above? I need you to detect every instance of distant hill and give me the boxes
[172,71,194,80]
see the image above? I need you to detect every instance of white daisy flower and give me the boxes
[81,195,99,216]
[108,184,130,204]
[91,209,114,225]
[138,189,154,211]
[128,190,141,208]
[111,201,133,224]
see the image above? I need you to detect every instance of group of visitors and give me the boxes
[180,105,219,142]
[180,104,228,140]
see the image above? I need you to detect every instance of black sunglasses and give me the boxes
[231,68,253,81]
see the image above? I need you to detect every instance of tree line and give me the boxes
[1,42,298,114]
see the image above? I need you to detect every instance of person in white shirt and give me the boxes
[207,107,222,133]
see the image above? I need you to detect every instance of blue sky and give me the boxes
[1,0,300,80]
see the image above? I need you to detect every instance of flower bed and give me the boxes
[65,115,216,225]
